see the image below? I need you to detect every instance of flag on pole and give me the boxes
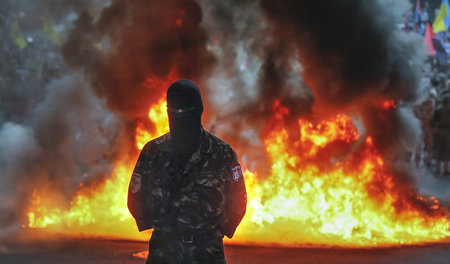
[43,20,62,46]
[9,20,26,50]
[432,38,448,64]
[432,0,450,33]
[424,23,436,56]
[415,0,421,23]
[415,0,421,33]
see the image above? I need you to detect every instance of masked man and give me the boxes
[128,80,247,264]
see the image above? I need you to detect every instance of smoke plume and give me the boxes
[258,0,423,155]
[1,0,448,235]
[62,0,215,121]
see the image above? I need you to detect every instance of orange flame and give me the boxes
[233,108,450,246]
[135,99,170,150]
[26,96,450,247]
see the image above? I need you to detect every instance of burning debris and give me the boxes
[1,0,450,247]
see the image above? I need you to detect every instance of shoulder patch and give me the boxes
[230,164,243,181]
[130,172,142,194]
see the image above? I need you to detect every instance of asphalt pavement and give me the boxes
[1,232,450,264]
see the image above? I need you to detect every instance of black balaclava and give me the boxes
[166,79,203,166]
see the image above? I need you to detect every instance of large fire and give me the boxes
[26,92,450,247]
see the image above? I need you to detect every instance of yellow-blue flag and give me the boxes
[433,0,450,33]
[43,20,62,46]
[9,20,26,50]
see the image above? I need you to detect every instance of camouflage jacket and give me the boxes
[127,128,247,238]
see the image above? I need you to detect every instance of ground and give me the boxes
[1,232,450,264]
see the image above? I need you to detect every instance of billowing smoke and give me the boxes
[197,0,314,173]
[258,0,424,155]
[62,0,215,121]
[0,0,217,232]
[0,0,125,234]
[254,0,436,202]
[0,0,446,236]
[0,72,126,231]
[199,0,424,174]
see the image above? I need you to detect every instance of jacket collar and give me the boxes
[160,126,215,155]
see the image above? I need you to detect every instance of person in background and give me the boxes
[421,2,430,24]
[437,73,447,96]
[430,68,440,88]
[413,88,437,167]
[432,93,450,175]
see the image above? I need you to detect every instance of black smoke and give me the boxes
[2,0,442,237]
[62,0,215,120]
[258,0,423,157]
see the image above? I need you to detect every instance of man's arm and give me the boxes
[221,147,247,238]
[127,142,152,232]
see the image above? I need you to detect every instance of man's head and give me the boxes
[167,79,203,113]
[166,79,203,163]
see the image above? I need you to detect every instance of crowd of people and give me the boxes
[0,12,66,124]
[400,2,450,175]
[403,2,436,35]
[413,57,450,176]
[403,1,450,62]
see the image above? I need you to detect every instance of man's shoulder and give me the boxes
[204,130,236,157]
[142,133,171,155]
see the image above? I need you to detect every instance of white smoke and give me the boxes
[0,122,41,208]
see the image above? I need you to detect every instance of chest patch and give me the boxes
[231,164,243,181]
